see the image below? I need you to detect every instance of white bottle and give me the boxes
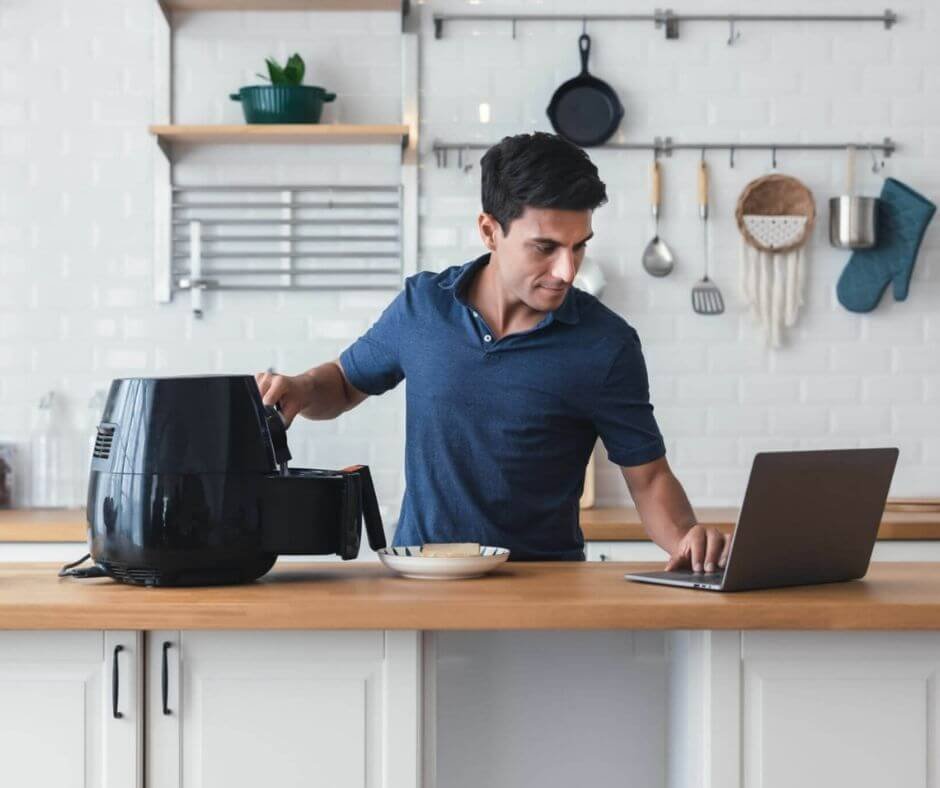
[29,391,71,508]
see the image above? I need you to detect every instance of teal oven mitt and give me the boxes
[836,177,936,313]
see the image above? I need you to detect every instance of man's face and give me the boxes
[481,206,593,313]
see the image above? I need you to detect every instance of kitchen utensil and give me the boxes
[60,375,386,586]
[829,146,879,249]
[642,159,675,277]
[377,546,510,580]
[836,177,936,313]
[692,159,725,315]
[736,173,815,347]
[574,256,607,297]
[230,85,336,124]
[546,33,624,147]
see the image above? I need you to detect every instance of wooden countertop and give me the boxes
[5,507,940,542]
[5,561,940,631]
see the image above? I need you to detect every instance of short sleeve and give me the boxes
[591,330,666,467]
[339,289,406,396]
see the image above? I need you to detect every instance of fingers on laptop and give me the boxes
[664,526,728,573]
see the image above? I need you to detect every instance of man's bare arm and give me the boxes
[620,456,729,572]
[255,359,368,426]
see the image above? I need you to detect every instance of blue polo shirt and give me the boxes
[339,252,666,560]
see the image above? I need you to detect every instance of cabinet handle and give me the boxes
[112,644,124,719]
[162,641,172,715]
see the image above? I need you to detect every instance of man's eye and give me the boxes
[535,245,553,255]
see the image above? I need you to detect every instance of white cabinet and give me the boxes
[740,632,940,788]
[0,630,142,788]
[586,540,669,562]
[586,540,940,563]
[669,631,940,788]
[146,630,421,788]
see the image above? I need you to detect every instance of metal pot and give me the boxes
[829,196,879,249]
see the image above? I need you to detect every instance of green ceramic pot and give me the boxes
[229,85,337,124]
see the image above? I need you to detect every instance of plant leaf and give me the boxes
[265,57,285,85]
[283,53,305,85]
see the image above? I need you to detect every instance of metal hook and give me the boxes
[457,148,463,170]
[867,143,884,174]
[463,146,474,173]
[727,18,741,45]
[729,146,735,168]
[582,17,587,35]
[771,146,777,169]
[700,147,706,163]
[511,18,516,40]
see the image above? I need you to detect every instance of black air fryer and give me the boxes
[60,375,386,586]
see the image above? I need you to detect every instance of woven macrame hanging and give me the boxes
[735,174,816,348]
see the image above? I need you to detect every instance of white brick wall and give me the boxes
[0,0,937,516]
[418,0,940,507]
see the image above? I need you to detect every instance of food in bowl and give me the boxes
[419,542,480,558]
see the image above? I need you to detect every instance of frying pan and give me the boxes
[547,33,624,147]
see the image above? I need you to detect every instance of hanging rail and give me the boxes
[432,137,896,170]
[433,9,898,40]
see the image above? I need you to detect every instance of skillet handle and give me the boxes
[578,33,591,74]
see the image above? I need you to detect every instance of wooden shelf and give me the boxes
[149,123,409,146]
[0,509,86,542]
[160,0,403,11]
[580,506,940,542]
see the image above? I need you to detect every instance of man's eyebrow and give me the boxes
[529,232,594,246]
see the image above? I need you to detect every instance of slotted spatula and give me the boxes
[692,158,725,315]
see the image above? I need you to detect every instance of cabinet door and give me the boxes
[742,632,940,788]
[147,630,420,788]
[0,630,142,788]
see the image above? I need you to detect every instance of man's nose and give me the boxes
[550,251,577,284]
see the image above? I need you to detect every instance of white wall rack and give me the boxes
[150,0,419,315]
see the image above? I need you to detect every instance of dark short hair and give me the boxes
[480,132,608,235]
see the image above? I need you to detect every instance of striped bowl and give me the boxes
[377,546,510,580]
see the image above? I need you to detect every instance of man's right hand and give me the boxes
[254,371,315,428]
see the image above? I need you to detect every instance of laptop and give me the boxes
[624,447,899,592]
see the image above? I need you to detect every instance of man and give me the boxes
[257,132,729,572]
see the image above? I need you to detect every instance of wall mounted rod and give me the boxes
[172,185,399,193]
[432,137,896,165]
[433,9,897,39]
[176,283,401,292]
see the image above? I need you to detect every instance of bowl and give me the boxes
[377,546,510,580]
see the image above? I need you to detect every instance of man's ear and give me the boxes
[477,212,501,251]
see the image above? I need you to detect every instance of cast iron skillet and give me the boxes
[547,33,624,148]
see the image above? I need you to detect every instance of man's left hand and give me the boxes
[664,525,729,573]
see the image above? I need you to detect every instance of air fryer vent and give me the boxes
[93,425,115,460]
[108,563,162,587]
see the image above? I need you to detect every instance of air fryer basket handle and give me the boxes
[263,405,292,467]
[343,464,386,551]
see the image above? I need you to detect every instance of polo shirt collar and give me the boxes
[438,252,581,325]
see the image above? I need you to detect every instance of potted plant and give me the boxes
[229,53,336,124]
